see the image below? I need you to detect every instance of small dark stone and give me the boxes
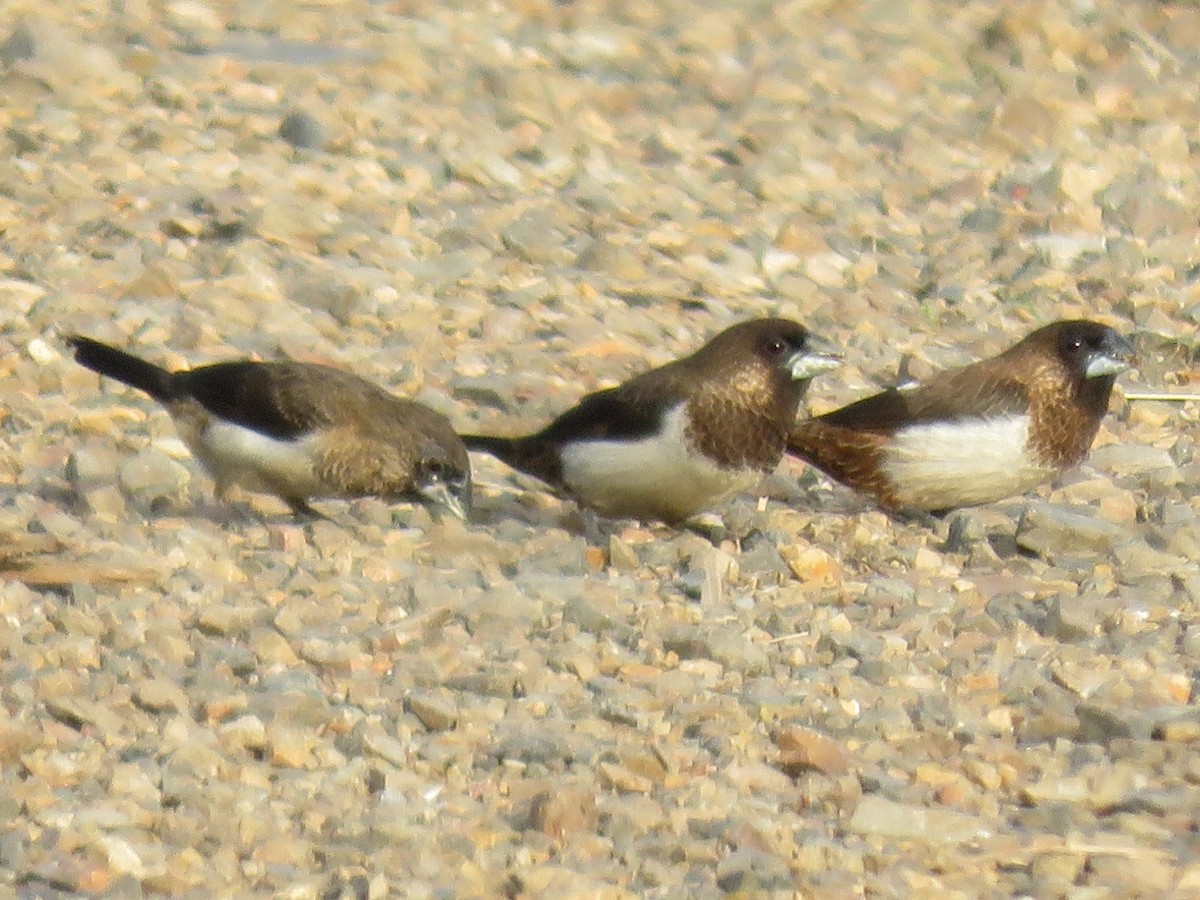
[0,25,35,66]
[1076,702,1148,745]
[279,110,325,150]
[715,849,793,894]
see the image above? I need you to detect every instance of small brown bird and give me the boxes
[461,318,840,523]
[67,336,471,521]
[786,319,1133,512]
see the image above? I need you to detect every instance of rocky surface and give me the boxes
[1,0,1199,896]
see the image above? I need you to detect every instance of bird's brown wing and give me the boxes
[176,361,344,439]
[817,369,1031,431]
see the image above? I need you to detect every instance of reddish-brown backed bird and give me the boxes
[786,320,1133,512]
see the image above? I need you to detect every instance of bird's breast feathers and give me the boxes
[880,413,1053,509]
[194,416,323,497]
[558,403,757,521]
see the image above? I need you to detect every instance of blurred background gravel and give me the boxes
[1,0,1199,896]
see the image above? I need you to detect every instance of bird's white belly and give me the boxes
[195,420,323,497]
[559,404,755,521]
[881,415,1052,509]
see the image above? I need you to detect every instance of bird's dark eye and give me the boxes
[422,457,445,480]
[764,337,788,355]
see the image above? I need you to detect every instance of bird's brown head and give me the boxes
[692,317,841,404]
[1049,320,1134,381]
[1012,319,1132,378]
[413,439,472,523]
[1012,319,1133,416]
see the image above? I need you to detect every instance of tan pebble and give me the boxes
[564,654,598,681]
[1155,718,1200,742]
[93,834,149,879]
[619,748,668,785]
[986,707,1014,733]
[249,628,299,666]
[27,337,57,365]
[1176,863,1200,889]
[585,546,606,571]
[1029,850,1083,884]
[1020,776,1089,804]
[219,714,267,752]
[1056,477,1118,503]
[73,408,147,434]
[608,535,639,570]
[825,612,853,636]
[935,782,969,807]
[529,783,598,839]
[250,836,304,867]
[960,672,1000,692]
[267,725,312,768]
[203,695,249,724]
[597,761,653,794]
[912,546,942,571]
[121,263,179,299]
[268,525,306,552]
[915,764,958,787]
[1127,400,1173,429]
[1160,672,1192,703]
[132,679,188,714]
[408,692,457,731]
[781,544,841,585]
[617,663,660,683]
[963,760,1002,791]
[773,725,849,776]
[78,864,113,893]
[1098,491,1138,524]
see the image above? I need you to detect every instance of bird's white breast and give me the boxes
[882,414,1053,509]
[558,403,756,521]
[195,420,323,496]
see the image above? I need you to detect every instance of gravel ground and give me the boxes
[2,1,1200,897]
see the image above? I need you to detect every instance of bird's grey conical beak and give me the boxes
[1085,332,1134,378]
[788,334,842,381]
[419,481,471,523]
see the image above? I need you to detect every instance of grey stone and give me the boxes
[1036,594,1104,642]
[1087,443,1179,478]
[493,729,575,767]
[663,624,769,676]
[848,794,988,842]
[715,849,793,894]
[67,442,122,487]
[1111,540,1188,581]
[1076,701,1152,745]
[118,448,190,502]
[278,110,325,149]
[1015,502,1128,560]
[562,594,634,643]
[407,691,458,731]
[0,24,35,65]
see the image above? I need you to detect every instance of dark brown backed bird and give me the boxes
[786,319,1133,512]
[67,336,471,521]
[461,318,840,523]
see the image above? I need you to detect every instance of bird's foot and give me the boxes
[286,498,332,523]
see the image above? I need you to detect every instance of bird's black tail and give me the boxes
[460,433,562,487]
[66,336,177,402]
[461,433,521,464]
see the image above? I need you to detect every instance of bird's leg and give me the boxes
[578,507,609,546]
[209,479,263,527]
[284,496,331,522]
